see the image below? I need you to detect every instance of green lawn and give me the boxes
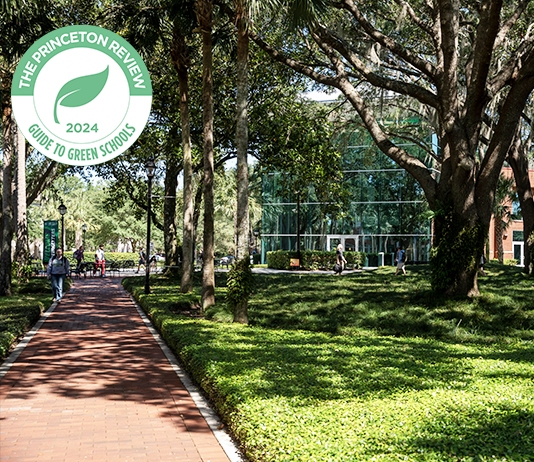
[124,264,534,462]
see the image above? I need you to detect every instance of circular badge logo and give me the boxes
[12,25,152,166]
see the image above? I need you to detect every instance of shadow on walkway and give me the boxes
[0,278,236,462]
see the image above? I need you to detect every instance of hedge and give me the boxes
[267,250,365,270]
[0,278,56,359]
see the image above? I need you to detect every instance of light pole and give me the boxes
[296,193,301,269]
[145,159,156,295]
[82,224,87,248]
[253,229,259,256]
[58,203,67,252]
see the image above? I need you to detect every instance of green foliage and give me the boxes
[123,267,534,462]
[249,264,533,338]
[0,278,50,359]
[430,211,486,293]
[267,250,365,270]
[11,261,32,280]
[226,258,254,311]
[257,101,349,219]
[27,175,163,253]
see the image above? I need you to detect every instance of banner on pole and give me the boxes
[43,220,59,265]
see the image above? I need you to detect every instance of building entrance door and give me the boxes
[513,242,524,267]
[327,235,359,252]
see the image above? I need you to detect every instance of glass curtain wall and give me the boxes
[261,129,435,265]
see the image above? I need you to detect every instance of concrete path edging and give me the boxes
[128,294,245,462]
[1,280,246,462]
[0,300,58,381]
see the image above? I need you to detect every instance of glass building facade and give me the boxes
[261,130,436,265]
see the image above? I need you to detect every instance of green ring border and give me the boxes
[12,25,152,97]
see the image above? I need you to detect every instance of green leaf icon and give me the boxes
[53,66,109,124]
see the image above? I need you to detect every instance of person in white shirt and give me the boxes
[94,244,106,277]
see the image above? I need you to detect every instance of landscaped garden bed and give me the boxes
[123,264,534,461]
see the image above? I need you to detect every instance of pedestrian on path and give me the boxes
[46,248,71,302]
[94,244,106,277]
[395,246,407,276]
[73,245,84,270]
[136,247,147,273]
[479,254,487,276]
[334,244,347,275]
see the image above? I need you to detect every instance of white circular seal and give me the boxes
[12,25,152,166]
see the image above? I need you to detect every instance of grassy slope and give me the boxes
[124,264,534,461]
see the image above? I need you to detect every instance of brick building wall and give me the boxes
[488,167,534,265]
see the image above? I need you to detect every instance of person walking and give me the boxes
[395,246,407,276]
[73,245,84,271]
[136,248,147,273]
[334,244,347,275]
[94,244,106,277]
[47,248,71,302]
[478,254,487,276]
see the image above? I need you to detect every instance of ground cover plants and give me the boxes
[123,264,534,461]
[0,277,52,359]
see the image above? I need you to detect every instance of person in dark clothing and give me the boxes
[395,246,407,276]
[73,245,84,270]
[47,248,71,302]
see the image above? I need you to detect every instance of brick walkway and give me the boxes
[0,279,235,462]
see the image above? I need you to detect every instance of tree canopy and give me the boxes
[249,0,534,295]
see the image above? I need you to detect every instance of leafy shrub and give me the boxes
[123,271,534,462]
[0,278,51,359]
[226,258,254,323]
[226,258,254,306]
[267,250,365,270]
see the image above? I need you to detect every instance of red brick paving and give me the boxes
[0,279,232,462]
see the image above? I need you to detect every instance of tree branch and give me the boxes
[488,33,534,97]
[313,24,440,108]
[248,27,341,88]
[335,0,437,80]
[26,159,60,206]
[394,0,435,38]
[312,27,439,208]
[493,0,531,51]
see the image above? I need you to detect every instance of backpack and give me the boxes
[400,250,406,262]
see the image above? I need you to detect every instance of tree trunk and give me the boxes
[430,209,486,297]
[508,135,534,275]
[234,2,250,263]
[13,118,29,275]
[233,4,251,324]
[1,80,14,296]
[164,140,180,278]
[171,28,195,293]
[495,215,504,264]
[192,178,203,246]
[234,300,248,324]
[197,0,215,310]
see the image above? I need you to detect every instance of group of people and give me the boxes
[136,248,157,273]
[46,244,106,302]
[333,244,407,276]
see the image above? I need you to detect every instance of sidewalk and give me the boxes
[0,279,240,462]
